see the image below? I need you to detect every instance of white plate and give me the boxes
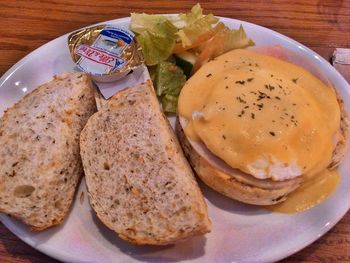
[1,17,350,263]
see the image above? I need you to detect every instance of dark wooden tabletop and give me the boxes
[0,0,349,262]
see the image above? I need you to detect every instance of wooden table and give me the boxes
[0,1,349,262]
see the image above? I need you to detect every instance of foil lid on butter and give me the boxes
[68,25,144,82]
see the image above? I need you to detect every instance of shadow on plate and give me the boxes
[91,209,207,262]
[198,180,272,216]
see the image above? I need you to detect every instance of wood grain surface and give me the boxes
[0,0,349,262]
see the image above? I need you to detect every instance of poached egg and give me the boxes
[178,49,341,181]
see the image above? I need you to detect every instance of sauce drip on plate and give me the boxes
[265,169,340,213]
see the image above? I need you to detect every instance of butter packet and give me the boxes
[68,25,144,83]
[68,24,150,108]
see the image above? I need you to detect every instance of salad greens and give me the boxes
[130,13,170,34]
[176,5,218,47]
[130,3,254,113]
[131,16,178,66]
[155,61,186,113]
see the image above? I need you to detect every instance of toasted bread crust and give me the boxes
[329,93,349,169]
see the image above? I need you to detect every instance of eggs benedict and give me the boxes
[176,48,348,209]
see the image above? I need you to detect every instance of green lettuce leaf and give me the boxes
[178,3,203,24]
[130,13,169,34]
[223,24,255,51]
[155,61,186,96]
[135,19,178,65]
[176,4,219,47]
[155,61,186,113]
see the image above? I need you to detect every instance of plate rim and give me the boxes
[1,15,350,263]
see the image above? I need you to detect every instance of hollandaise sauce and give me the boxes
[178,48,343,213]
[265,169,340,213]
[178,49,341,181]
